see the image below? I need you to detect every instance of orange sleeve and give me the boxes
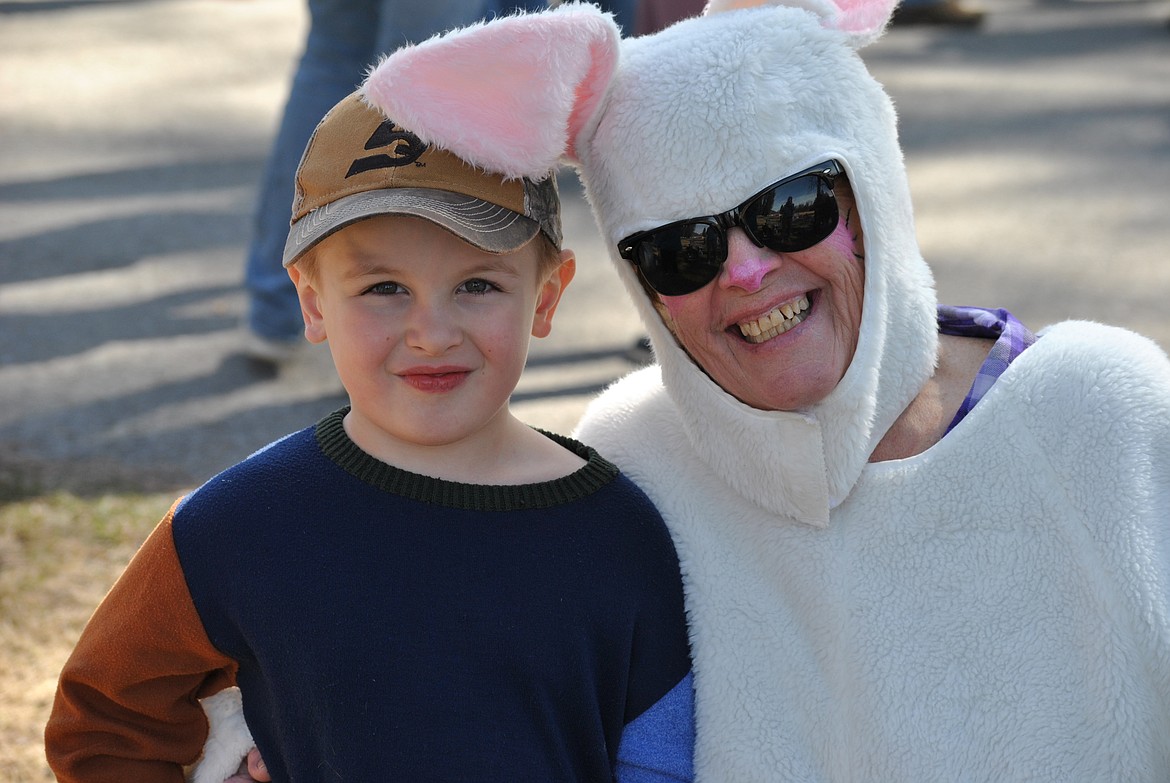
[45,500,239,783]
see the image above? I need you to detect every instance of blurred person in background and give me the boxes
[892,0,985,26]
[634,0,703,33]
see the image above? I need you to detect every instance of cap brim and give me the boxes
[282,187,539,266]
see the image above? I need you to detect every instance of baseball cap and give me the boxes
[282,91,562,267]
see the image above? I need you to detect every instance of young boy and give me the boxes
[44,75,694,781]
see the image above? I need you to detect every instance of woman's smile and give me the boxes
[735,293,813,343]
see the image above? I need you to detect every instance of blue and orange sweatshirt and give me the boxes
[46,409,694,782]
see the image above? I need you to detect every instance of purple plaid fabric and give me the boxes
[938,304,1037,434]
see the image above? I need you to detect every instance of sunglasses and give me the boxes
[617,160,845,297]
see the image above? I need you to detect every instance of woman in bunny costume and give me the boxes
[560,1,1170,777]
[202,1,1170,780]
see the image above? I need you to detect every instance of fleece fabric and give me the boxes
[553,1,1170,776]
[576,317,1170,780]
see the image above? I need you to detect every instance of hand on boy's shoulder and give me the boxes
[221,773,261,783]
[221,748,270,783]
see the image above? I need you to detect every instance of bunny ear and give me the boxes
[362,3,620,180]
[703,0,896,47]
[828,0,898,44]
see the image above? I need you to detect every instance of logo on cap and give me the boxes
[346,120,427,178]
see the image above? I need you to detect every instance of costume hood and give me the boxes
[364,0,939,525]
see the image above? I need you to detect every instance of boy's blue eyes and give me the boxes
[364,278,500,296]
[366,281,405,295]
[458,279,498,295]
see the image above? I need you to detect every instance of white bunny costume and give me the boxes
[197,2,1170,780]
[561,3,1170,779]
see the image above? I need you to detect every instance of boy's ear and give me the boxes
[287,265,327,344]
[531,250,576,339]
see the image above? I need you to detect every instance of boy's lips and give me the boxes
[398,366,471,393]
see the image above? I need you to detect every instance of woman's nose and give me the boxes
[718,228,779,293]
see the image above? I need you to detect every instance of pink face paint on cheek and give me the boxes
[821,220,861,262]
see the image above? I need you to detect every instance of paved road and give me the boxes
[1,0,1167,496]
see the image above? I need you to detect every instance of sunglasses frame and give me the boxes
[617,159,845,297]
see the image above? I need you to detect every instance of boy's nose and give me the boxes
[718,229,779,293]
[406,303,462,354]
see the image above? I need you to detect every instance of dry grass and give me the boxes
[0,492,175,782]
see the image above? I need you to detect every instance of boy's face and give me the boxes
[289,215,574,460]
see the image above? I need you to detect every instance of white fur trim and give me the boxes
[187,687,253,783]
[578,322,1170,778]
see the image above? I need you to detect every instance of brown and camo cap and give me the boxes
[282,92,561,267]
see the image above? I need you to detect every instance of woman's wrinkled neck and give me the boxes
[869,333,994,462]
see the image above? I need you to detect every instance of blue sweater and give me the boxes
[172,409,694,781]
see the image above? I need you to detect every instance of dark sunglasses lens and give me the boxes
[744,175,839,252]
[634,222,726,296]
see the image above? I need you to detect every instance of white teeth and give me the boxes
[737,294,810,344]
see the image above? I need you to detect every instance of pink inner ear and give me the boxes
[565,24,621,164]
[831,0,898,36]
[363,7,619,179]
[703,0,896,46]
